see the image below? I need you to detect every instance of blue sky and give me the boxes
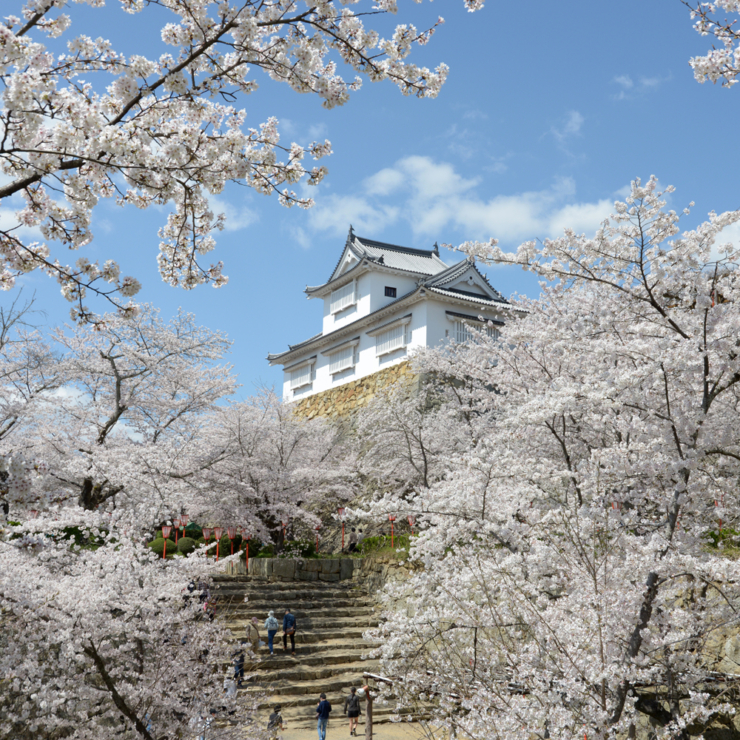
[4,0,739,395]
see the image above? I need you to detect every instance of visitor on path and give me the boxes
[347,528,358,553]
[264,610,279,656]
[283,608,296,656]
[246,616,260,653]
[316,692,332,740]
[344,687,361,736]
[232,644,245,686]
[267,705,284,738]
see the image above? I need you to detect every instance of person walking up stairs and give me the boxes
[212,577,406,731]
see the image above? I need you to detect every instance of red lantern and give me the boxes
[407,515,415,536]
[181,514,189,527]
[388,515,396,549]
[30,509,38,519]
[281,520,288,538]
[173,517,181,544]
[337,507,346,550]
[202,527,212,541]
[161,525,172,559]
[227,526,237,555]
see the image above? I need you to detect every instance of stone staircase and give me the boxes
[213,575,403,730]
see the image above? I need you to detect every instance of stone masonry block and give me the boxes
[297,570,318,581]
[340,559,354,581]
[318,572,340,582]
[321,559,341,574]
[271,559,295,579]
[304,560,321,572]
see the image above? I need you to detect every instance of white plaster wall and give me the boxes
[283,302,429,400]
[425,297,509,348]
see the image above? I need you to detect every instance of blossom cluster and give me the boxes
[0,0,481,317]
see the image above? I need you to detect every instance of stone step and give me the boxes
[225,616,377,633]
[229,639,375,656]
[248,670,373,697]
[222,607,377,621]
[244,648,372,669]
[251,659,380,684]
[216,599,374,612]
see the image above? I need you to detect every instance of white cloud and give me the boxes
[551,111,584,142]
[713,220,740,261]
[308,194,400,236]
[363,168,406,197]
[613,73,670,100]
[307,156,616,245]
[209,196,259,231]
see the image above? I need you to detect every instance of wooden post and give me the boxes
[363,685,373,740]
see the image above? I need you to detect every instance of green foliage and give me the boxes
[148,538,177,557]
[238,538,261,559]
[184,523,202,537]
[281,539,317,558]
[60,525,107,550]
[359,533,410,556]
[704,527,740,551]
[256,543,274,558]
[177,536,197,555]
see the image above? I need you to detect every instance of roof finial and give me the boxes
[432,241,439,256]
[346,224,355,245]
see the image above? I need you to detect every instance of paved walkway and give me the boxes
[279,720,449,740]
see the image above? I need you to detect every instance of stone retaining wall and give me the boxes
[292,361,417,420]
[247,557,356,581]
[232,555,411,593]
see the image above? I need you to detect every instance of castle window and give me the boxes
[324,339,360,375]
[329,346,355,375]
[330,280,356,314]
[376,324,406,356]
[384,286,397,298]
[289,364,313,390]
[455,321,500,344]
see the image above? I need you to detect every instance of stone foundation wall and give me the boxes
[246,557,356,582]
[228,555,411,592]
[293,361,418,420]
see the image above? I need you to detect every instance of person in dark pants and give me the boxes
[344,687,361,736]
[267,705,284,738]
[283,608,296,655]
[316,692,332,740]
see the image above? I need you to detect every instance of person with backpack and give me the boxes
[283,608,296,656]
[264,611,279,656]
[316,692,332,740]
[343,687,361,736]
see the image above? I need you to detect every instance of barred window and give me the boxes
[455,321,500,344]
[376,324,406,356]
[290,364,313,390]
[330,280,356,314]
[329,346,355,374]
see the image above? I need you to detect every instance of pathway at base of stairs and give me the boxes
[279,720,451,740]
[213,575,421,731]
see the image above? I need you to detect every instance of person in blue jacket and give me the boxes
[283,608,297,655]
[316,692,332,740]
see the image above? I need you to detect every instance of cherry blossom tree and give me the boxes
[367,179,740,739]
[684,1,740,87]
[0,510,261,740]
[10,304,237,516]
[193,389,356,547]
[0,0,483,318]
